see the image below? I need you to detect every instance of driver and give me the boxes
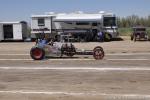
[37,33,48,47]
[47,39,54,46]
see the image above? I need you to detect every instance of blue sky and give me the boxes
[0,0,150,22]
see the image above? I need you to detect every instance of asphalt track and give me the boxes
[0,41,150,100]
[0,53,150,100]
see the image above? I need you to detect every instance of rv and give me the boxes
[0,21,29,41]
[31,11,118,42]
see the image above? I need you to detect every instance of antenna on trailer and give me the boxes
[99,11,105,14]
[45,12,55,15]
[74,11,84,14]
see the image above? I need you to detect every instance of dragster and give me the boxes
[30,36,105,60]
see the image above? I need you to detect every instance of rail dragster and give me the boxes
[30,38,105,60]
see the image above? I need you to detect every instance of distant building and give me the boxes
[0,21,29,41]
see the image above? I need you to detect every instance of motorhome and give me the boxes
[31,11,118,42]
[0,21,28,41]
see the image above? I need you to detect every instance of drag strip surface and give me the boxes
[0,42,150,100]
[1,66,150,71]
[0,90,150,99]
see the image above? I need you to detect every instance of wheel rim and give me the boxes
[32,48,43,59]
[93,48,104,60]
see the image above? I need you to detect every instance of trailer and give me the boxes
[31,11,119,42]
[0,21,29,41]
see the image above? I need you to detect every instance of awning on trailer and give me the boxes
[54,14,103,22]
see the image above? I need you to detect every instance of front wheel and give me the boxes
[131,35,134,41]
[145,35,149,41]
[30,47,45,60]
[93,46,105,60]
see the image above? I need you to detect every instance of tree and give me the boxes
[117,15,150,28]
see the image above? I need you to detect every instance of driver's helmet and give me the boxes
[39,33,45,39]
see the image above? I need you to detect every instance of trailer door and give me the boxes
[0,24,4,41]
[13,24,22,40]
[3,24,13,39]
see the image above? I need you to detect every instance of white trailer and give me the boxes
[0,21,28,41]
[31,11,118,41]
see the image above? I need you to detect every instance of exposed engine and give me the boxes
[61,43,76,57]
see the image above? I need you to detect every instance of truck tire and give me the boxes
[134,36,137,42]
[30,47,45,60]
[131,35,134,41]
[93,46,104,60]
[146,35,149,41]
[105,34,112,42]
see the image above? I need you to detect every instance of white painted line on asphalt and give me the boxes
[0,58,149,61]
[0,59,33,61]
[1,67,150,71]
[107,59,150,61]
[107,53,150,56]
[0,54,29,56]
[0,90,150,98]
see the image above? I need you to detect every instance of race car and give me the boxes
[30,38,105,60]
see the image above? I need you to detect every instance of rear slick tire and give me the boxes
[30,47,45,60]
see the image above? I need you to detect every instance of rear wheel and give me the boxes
[30,47,45,60]
[93,46,104,60]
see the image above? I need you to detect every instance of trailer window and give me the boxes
[38,18,45,26]
[65,22,73,25]
[92,23,98,26]
[135,28,146,31]
[76,22,89,25]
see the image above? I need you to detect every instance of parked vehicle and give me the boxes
[131,27,149,41]
[31,11,119,42]
[0,21,29,41]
